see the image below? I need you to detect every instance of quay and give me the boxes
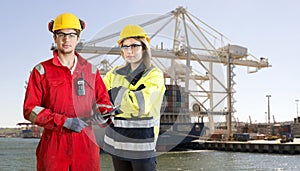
[178,139,300,154]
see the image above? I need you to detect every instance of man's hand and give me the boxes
[91,105,121,125]
[63,118,88,133]
[91,113,108,125]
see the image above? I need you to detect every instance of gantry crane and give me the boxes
[52,6,271,137]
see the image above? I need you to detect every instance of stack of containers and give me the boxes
[161,85,189,113]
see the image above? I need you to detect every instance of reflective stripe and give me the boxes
[29,106,44,122]
[92,65,97,74]
[96,104,113,109]
[133,91,145,115]
[114,87,127,106]
[105,125,154,142]
[104,135,155,151]
[103,144,155,159]
[35,64,45,75]
[114,118,159,128]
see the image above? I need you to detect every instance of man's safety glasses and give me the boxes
[55,32,78,39]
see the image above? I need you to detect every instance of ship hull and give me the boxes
[156,122,205,151]
[93,122,205,152]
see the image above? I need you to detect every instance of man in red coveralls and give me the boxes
[23,13,113,171]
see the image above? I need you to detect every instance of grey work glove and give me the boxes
[63,118,88,133]
[90,113,108,125]
[90,105,121,125]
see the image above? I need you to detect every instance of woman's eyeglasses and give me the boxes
[121,44,142,51]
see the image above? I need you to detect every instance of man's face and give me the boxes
[54,29,79,55]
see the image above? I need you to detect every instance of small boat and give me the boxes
[17,122,42,138]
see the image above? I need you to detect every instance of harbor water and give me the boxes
[1,138,299,171]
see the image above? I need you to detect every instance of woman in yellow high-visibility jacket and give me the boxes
[103,24,165,171]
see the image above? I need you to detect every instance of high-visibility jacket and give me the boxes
[23,50,112,170]
[103,63,165,159]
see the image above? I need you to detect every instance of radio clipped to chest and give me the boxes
[77,72,85,96]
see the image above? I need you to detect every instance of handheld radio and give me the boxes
[77,72,85,96]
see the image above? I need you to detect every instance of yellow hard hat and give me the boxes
[118,24,150,45]
[48,13,85,32]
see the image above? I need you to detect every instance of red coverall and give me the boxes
[23,50,112,171]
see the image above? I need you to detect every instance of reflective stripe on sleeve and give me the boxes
[104,135,155,151]
[35,64,45,75]
[114,87,127,106]
[96,104,113,109]
[114,118,159,128]
[92,65,97,74]
[29,106,45,122]
[133,90,145,115]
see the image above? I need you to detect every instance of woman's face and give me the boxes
[121,38,143,69]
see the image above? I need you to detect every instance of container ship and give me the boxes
[157,84,205,151]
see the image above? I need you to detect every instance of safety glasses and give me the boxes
[121,44,142,51]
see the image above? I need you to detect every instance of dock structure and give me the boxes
[178,139,300,154]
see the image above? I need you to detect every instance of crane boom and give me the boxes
[74,45,270,68]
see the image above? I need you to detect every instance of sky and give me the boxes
[1,0,300,127]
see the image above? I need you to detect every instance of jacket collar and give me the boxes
[52,50,86,67]
[116,63,146,76]
[116,63,146,85]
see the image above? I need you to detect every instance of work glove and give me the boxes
[63,118,88,133]
[91,113,109,125]
[91,104,121,125]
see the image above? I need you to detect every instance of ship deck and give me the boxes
[176,138,300,154]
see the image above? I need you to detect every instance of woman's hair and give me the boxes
[120,37,152,70]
